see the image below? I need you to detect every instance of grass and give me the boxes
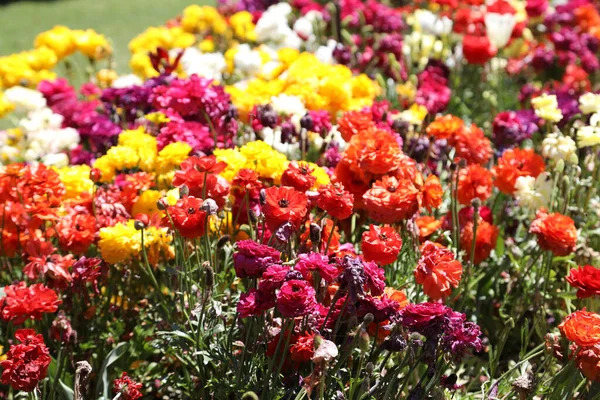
[0,0,213,73]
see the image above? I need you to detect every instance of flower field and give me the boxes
[1,0,600,398]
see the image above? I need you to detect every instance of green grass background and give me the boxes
[0,0,212,73]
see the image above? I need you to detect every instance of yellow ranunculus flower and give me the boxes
[34,26,76,59]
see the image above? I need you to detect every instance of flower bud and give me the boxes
[179,185,189,197]
[300,113,314,131]
[310,223,321,245]
[204,264,214,287]
[363,313,374,325]
[90,167,102,183]
[555,159,565,173]
[359,330,371,352]
[259,189,266,206]
[217,235,230,248]
[383,334,407,352]
[471,198,482,209]
[134,214,149,230]
[156,198,168,211]
[241,392,259,400]
[134,220,146,231]
[458,159,467,168]
[201,199,218,215]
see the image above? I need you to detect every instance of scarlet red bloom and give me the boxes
[460,220,499,264]
[363,176,420,223]
[414,241,463,300]
[452,124,493,166]
[281,162,317,192]
[462,35,497,65]
[559,310,600,347]
[113,372,143,400]
[457,164,493,205]
[529,210,577,256]
[361,224,403,265]
[566,265,600,299]
[317,182,354,220]
[0,329,51,392]
[338,110,373,142]
[493,148,545,194]
[262,186,308,231]
[1,282,62,324]
[276,279,317,317]
[290,332,316,363]
[231,168,262,198]
[173,156,230,209]
[56,211,96,254]
[426,115,465,140]
[166,196,208,238]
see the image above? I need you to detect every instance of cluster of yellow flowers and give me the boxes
[55,164,94,200]
[93,127,191,184]
[35,26,112,60]
[98,220,173,265]
[214,140,330,187]
[226,52,379,119]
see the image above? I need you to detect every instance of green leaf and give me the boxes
[59,380,74,400]
[95,342,130,400]
[157,330,196,344]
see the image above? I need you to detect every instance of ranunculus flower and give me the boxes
[457,164,493,205]
[0,329,51,392]
[262,186,308,231]
[113,372,143,400]
[400,302,450,332]
[576,344,600,382]
[290,332,316,363]
[361,224,403,265]
[559,310,600,347]
[281,162,317,192]
[0,283,62,325]
[460,219,499,264]
[493,148,545,194]
[276,279,317,317]
[529,210,577,257]
[312,337,338,363]
[233,240,281,278]
[166,196,208,238]
[414,241,463,300]
[567,265,600,299]
[295,252,339,283]
[462,35,497,65]
[485,12,516,48]
[317,182,354,220]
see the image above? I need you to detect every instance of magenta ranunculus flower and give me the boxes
[276,280,317,318]
[258,264,290,294]
[296,252,339,283]
[400,302,449,332]
[233,240,281,278]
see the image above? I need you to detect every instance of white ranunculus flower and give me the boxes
[234,44,263,75]
[579,92,600,115]
[19,107,63,132]
[515,172,553,210]
[312,338,338,363]
[416,9,453,36]
[41,153,69,168]
[111,74,143,88]
[485,12,517,49]
[542,133,578,164]
[271,94,306,117]
[4,87,46,113]
[261,126,300,159]
[179,48,226,82]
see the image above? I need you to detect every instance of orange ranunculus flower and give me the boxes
[566,265,600,299]
[415,216,442,241]
[426,114,464,140]
[559,310,600,347]
[460,219,499,264]
[361,224,403,266]
[492,148,545,194]
[338,110,373,142]
[529,209,577,257]
[420,175,443,212]
[345,128,401,176]
[414,241,463,300]
[457,164,493,205]
[575,4,600,40]
[576,344,600,382]
[363,176,420,223]
[452,124,493,166]
[384,287,409,309]
[334,160,372,207]
[317,182,354,220]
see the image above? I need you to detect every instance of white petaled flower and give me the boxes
[180,48,226,82]
[325,126,348,151]
[41,153,70,168]
[416,9,453,36]
[578,92,600,115]
[4,87,47,113]
[19,107,63,132]
[312,338,338,363]
[234,44,263,76]
[111,74,143,88]
[514,172,553,210]
[271,94,307,117]
[255,3,301,49]
[314,40,337,64]
[261,127,300,159]
[484,12,516,49]
[24,127,79,163]
[541,133,578,164]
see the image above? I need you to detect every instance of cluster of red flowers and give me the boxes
[113,372,143,400]
[559,309,600,381]
[1,329,51,392]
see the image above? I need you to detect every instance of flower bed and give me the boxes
[1,0,600,398]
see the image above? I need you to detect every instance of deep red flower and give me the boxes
[113,372,143,400]
[361,225,403,265]
[276,279,317,317]
[358,295,400,322]
[567,265,600,299]
[414,241,463,300]
[281,162,317,192]
[576,344,600,382]
[529,210,577,257]
[0,329,51,392]
[262,186,308,231]
[462,35,497,65]
[290,332,316,363]
[400,302,450,331]
[166,196,208,238]
[317,182,354,220]
[56,211,96,254]
[233,240,281,278]
[1,282,62,324]
[173,156,230,208]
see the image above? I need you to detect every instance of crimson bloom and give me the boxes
[281,162,317,192]
[276,279,317,317]
[295,252,339,283]
[233,240,281,278]
[1,282,62,324]
[113,372,143,400]
[55,211,96,254]
[361,225,403,265]
[262,186,308,231]
[173,156,230,209]
[462,35,497,65]
[1,329,51,392]
[317,182,354,220]
[166,196,208,238]
[290,332,316,363]
[414,241,463,300]
[567,265,600,299]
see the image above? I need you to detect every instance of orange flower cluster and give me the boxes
[560,309,600,381]
[426,115,492,165]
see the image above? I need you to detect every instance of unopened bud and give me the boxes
[134,220,146,231]
[310,223,321,244]
[156,198,168,211]
[90,168,102,183]
[248,210,258,224]
[204,264,214,287]
[201,199,218,215]
[259,189,266,206]
[217,235,230,248]
[359,330,371,352]
[458,159,467,168]
[471,198,482,209]
[555,159,565,173]
[241,392,259,400]
[363,313,374,325]
[179,185,189,197]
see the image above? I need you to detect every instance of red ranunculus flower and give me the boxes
[400,302,450,331]
[361,225,403,265]
[338,110,373,142]
[1,283,62,324]
[317,182,354,220]
[567,265,600,299]
[414,241,463,300]
[281,162,317,192]
[457,164,493,205]
[166,196,208,238]
[262,186,308,231]
[290,332,316,363]
[233,240,281,278]
[1,329,51,392]
[576,344,600,382]
[56,211,96,254]
[462,35,497,65]
[363,176,420,223]
[173,156,230,209]
[276,279,317,317]
[529,209,577,256]
[113,372,143,400]
[559,310,600,347]
[492,148,545,194]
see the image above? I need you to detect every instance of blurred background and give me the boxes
[0,0,212,72]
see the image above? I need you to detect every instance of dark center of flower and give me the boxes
[188,207,196,214]
[380,233,387,240]
[387,185,397,192]
[278,199,289,208]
